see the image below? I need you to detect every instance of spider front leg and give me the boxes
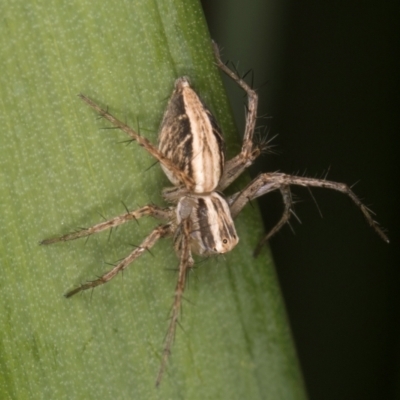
[213,43,262,191]
[41,204,174,296]
[40,204,173,245]
[65,224,173,297]
[156,218,194,387]
[228,172,389,254]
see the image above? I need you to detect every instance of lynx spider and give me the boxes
[42,42,388,386]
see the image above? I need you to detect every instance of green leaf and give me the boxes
[0,1,306,399]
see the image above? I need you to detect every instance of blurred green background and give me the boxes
[202,1,399,399]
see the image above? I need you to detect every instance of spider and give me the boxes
[41,42,388,386]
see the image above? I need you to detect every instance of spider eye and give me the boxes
[223,239,228,244]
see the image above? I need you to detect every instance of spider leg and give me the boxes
[156,218,194,387]
[79,94,195,189]
[212,42,261,191]
[228,172,389,252]
[41,204,173,245]
[253,186,293,256]
[64,224,172,297]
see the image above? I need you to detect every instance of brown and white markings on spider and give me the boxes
[41,42,389,386]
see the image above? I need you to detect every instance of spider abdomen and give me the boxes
[158,77,225,193]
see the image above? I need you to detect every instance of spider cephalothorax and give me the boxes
[41,42,388,386]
